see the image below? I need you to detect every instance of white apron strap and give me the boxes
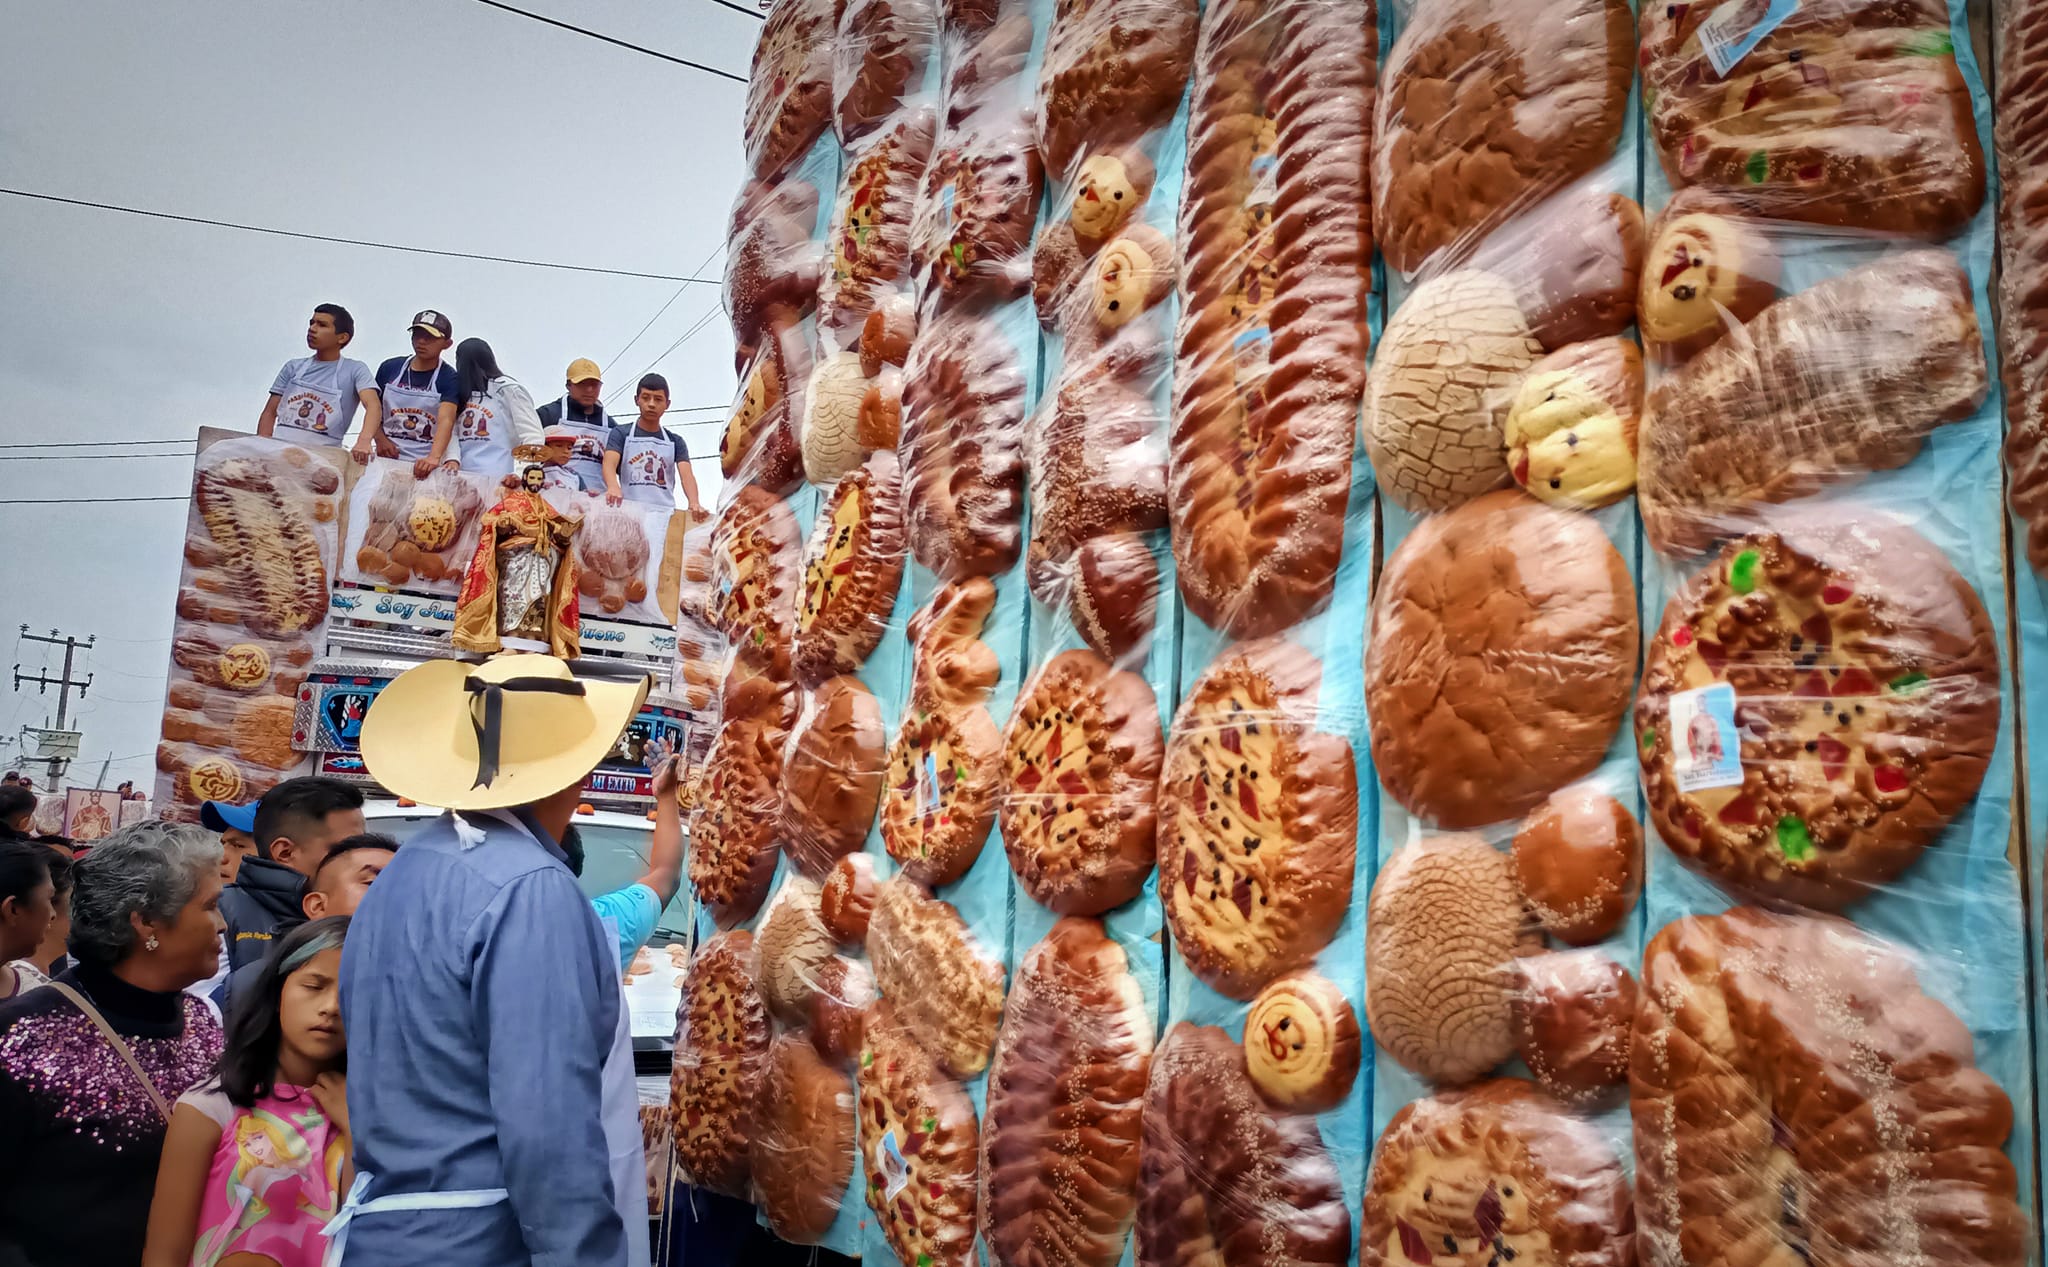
[322,1170,511,1266]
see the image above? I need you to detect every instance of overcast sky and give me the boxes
[0,0,757,790]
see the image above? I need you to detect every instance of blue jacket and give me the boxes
[338,809,625,1266]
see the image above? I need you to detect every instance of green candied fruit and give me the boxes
[1640,727,1658,754]
[1904,30,1953,57]
[860,1049,873,1068]
[1776,816,1814,862]
[1729,549,1762,594]
[1887,670,1930,694]
[919,1256,934,1267]
[1745,150,1770,184]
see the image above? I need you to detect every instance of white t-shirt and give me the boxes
[269,356,377,446]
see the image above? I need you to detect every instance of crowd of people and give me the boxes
[258,303,709,520]
[0,652,686,1266]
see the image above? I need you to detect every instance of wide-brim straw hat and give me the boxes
[359,654,649,811]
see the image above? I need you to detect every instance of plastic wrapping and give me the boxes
[156,429,342,817]
[743,0,835,181]
[341,458,491,594]
[670,928,771,1199]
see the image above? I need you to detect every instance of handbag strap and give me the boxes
[46,980,174,1123]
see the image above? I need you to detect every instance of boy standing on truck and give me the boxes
[257,304,381,459]
[602,373,707,520]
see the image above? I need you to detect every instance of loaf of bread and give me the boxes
[1170,0,1373,639]
[708,485,802,674]
[833,0,936,142]
[689,716,788,926]
[1034,0,1198,180]
[1635,517,2000,911]
[670,931,770,1198]
[1998,0,2048,574]
[865,874,1006,1079]
[999,650,1161,916]
[795,450,905,686]
[914,110,1044,308]
[1634,908,2024,1267]
[1638,250,1988,555]
[980,918,1152,1267]
[744,0,834,179]
[1135,1023,1350,1267]
[1158,638,1357,999]
[721,315,808,494]
[858,999,980,1267]
[900,310,1027,579]
[1373,0,1633,274]
[725,179,823,364]
[1642,0,1986,238]
[818,107,935,347]
[751,1036,855,1244]
[881,578,1004,885]
[1362,1078,1632,1267]
[780,676,887,876]
[1368,491,1638,830]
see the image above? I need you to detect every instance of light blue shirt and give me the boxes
[588,882,662,967]
[339,809,626,1266]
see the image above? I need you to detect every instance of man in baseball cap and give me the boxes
[372,309,462,477]
[198,799,258,884]
[535,357,615,493]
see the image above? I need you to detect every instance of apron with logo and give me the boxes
[554,398,613,493]
[380,363,447,463]
[457,380,516,481]
[274,361,351,447]
[618,426,677,507]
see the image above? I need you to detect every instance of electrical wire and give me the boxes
[0,496,187,505]
[603,240,729,373]
[0,188,725,284]
[465,0,747,81]
[0,437,191,450]
[697,0,767,18]
[605,304,724,405]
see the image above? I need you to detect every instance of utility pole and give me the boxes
[13,626,94,792]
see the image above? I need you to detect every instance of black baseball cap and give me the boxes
[409,309,453,338]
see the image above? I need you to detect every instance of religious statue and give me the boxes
[453,457,582,657]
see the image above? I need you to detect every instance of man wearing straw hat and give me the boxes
[327,653,648,1265]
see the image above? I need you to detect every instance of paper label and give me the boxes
[1696,0,1799,76]
[1670,682,1745,792]
[878,1129,911,1200]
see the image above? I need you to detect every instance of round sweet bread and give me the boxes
[819,852,879,944]
[1171,0,1371,639]
[1033,0,1198,180]
[754,874,835,1022]
[1158,637,1357,1000]
[981,918,1152,1267]
[1504,336,1643,512]
[1511,949,1634,1108]
[999,649,1162,916]
[807,954,874,1067]
[1373,0,1633,274]
[831,0,935,142]
[751,1035,855,1245]
[1634,907,2024,1267]
[795,451,906,686]
[882,579,1004,885]
[781,678,886,876]
[1368,490,1637,830]
[1641,1,1986,238]
[1361,1077,1632,1267]
[864,874,1006,1079]
[900,310,1027,579]
[708,485,802,673]
[858,998,980,1267]
[721,317,807,494]
[1242,970,1361,1113]
[1365,836,1539,1086]
[1510,785,1641,946]
[1638,189,1779,365]
[1635,517,1999,911]
[743,0,834,179]
[689,716,787,925]
[670,930,770,1199]
[1135,1022,1350,1267]
[818,108,935,346]
[913,114,1043,308]
[1363,269,1544,514]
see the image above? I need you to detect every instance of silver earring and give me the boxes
[145,935,160,951]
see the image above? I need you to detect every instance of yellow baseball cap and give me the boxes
[566,358,603,383]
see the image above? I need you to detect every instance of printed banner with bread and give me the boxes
[155,429,345,821]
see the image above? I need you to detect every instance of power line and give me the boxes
[0,496,187,505]
[0,437,191,450]
[607,304,724,405]
[466,0,748,81]
[604,241,730,372]
[696,0,767,18]
[0,188,724,284]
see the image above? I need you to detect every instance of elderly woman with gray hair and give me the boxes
[0,819,226,1267]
